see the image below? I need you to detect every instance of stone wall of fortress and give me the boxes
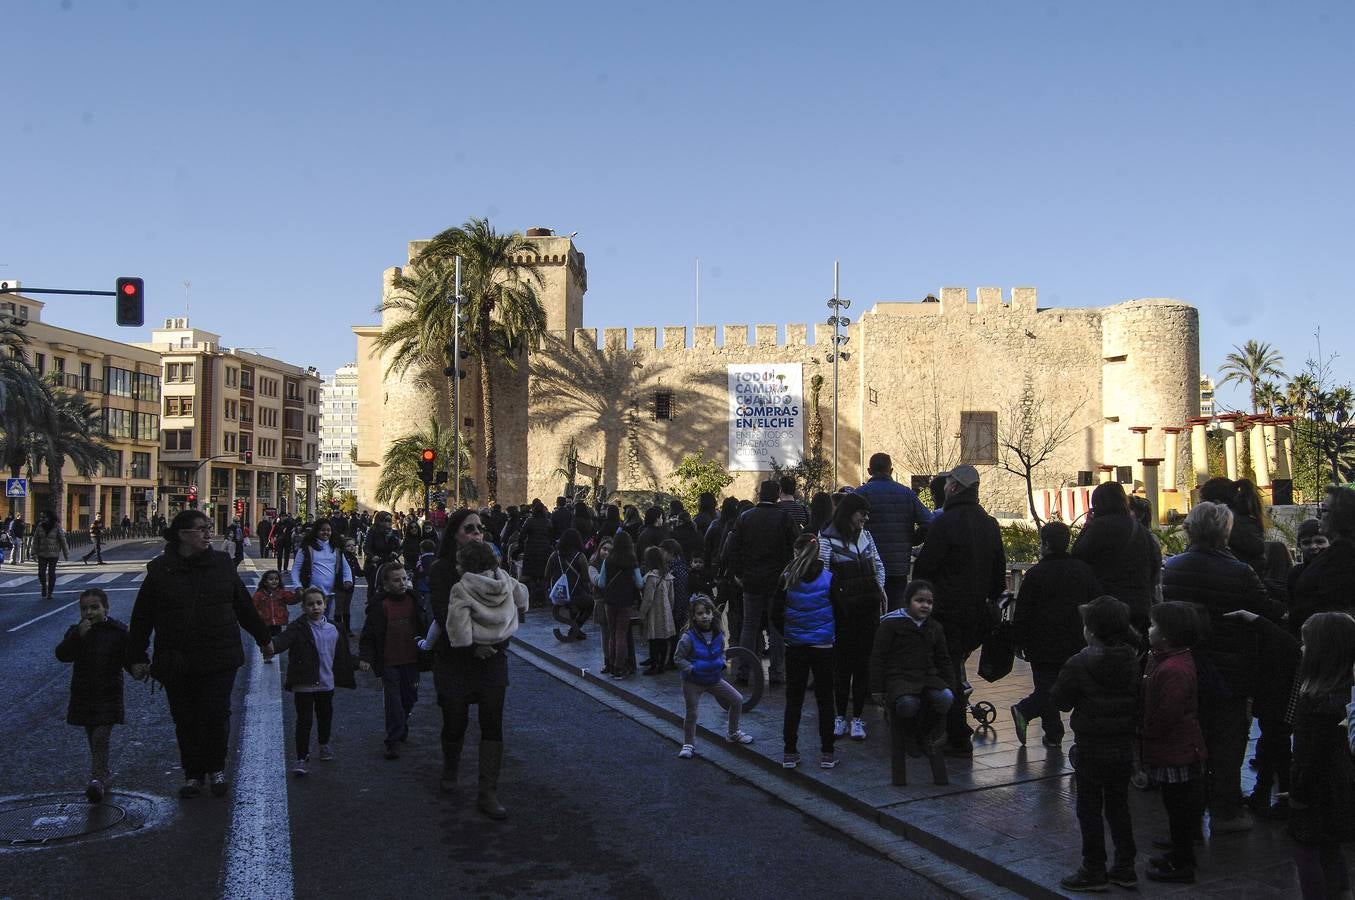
[353,233,1199,515]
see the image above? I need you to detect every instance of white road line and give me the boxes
[7,600,78,633]
[55,574,85,585]
[90,572,121,584]
[219,649,294,899]
[0,577,30,588]
[131,573,145,583]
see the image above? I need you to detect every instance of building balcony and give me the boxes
[281,455,304,467]
[239,385,254,397]
[283,397,303,411]
[283,427,303,439]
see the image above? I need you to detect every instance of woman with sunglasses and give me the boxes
[428,507,520,806]
[126,510,274,800]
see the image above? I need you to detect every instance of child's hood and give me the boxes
[1084,643,1139,688]
[457,569,516,607]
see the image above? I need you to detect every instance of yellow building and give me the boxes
[136,319,323,532]
[1,291,161,530]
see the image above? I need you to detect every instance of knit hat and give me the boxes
[1297,518,1322,541]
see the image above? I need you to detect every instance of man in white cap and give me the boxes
[913,464,1006,756]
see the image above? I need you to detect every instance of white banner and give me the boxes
[727,364,804,472]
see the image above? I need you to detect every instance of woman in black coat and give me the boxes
[518,500,555,597]
[1070,482,1160,636]
[126,510,273,799]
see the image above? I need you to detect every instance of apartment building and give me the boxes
[1,290,161,529]
[138,318,323,532]
[318,363,359,493]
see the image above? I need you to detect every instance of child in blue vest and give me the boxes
[672,594,753,758]
[772,534,838,769]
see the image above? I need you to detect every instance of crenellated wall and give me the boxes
[354,228,1201,516]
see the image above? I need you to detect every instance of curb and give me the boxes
[512,636,1050,899]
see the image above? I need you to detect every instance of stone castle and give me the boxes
[353,229,1200,518]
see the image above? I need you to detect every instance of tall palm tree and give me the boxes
[32,390,118,520]
[0,314,52,479]
[1219,340,1285,413]
[374,417,473,510]
[318,478,339,508]
[374,217,547,504]
[1283,373,1319,417]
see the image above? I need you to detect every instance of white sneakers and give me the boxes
[833,716,848,737]
[727,730,755,745]
[850,718,867,741]
[678,744,694,759]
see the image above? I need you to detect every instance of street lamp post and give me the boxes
[452,257,464,508]
[825,262,851,488]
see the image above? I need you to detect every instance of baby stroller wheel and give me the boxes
[970,701,997,728]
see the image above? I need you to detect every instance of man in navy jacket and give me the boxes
[857,453,933,611]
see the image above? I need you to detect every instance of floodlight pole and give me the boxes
[453,256,463,508]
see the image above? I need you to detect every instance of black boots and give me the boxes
[440,736,463,793]
[477,740,507,820]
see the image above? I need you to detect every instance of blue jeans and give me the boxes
[893,688,954,721]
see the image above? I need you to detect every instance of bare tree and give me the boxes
[896,363,966,482]
[997,378,1087,526]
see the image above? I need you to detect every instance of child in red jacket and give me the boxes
[1141,601,1208,885]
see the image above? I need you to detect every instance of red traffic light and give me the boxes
[421,449,436,462]
[114,276,144,327]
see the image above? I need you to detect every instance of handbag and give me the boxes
[977,593,1016,683]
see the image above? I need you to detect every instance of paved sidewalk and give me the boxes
[514,612,1324,898]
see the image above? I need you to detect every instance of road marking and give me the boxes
[0,577,29,588]
[131,573,145,583]
[90,572,121,584]
[7,600,78,633]
[55,574,84,585]
[219,648,293,899]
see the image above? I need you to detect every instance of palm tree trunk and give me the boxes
[480,352,498,504]
[46,453,65,526]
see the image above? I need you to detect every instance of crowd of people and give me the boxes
[43,459,1355,896]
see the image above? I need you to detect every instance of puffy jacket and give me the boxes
[1141,648,1207,768]
[912,492,1006,644]
[1289,540,1355,637]
[252,588,296,627]
[1161,546,1284,696]
[359,589,431,674]
[674,627,725,685]
[55,619,129,726]
[869,610,953,703]
[856,475,932,578]
[1050,643,1140,750]
[31,523,68,559]
[772,562,835,647]
[726,502,800,595]
[275,616,357,690]
[445,569,528,648]
[1012,553,1102,665]
[126,548,271,675]
[1070,513,1160,624]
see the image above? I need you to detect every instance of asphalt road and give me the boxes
[0,542,952,900]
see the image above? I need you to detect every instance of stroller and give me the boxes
[966,591,1019,732]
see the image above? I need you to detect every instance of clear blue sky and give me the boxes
[6,1,1352,406]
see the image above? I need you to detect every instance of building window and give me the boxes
[285,380,299,400]
[225,367,238,387]
[959,411,998,466]
[102,450,124,478]
[306,443,318,461]
[653,391,674,421]
[258,438,276,458]
[260,407,278,428]
[164,429,193,451]
[35,353,45,375]
[224,432,237,452]
[131,452,152,479]
[239,433,252,454]
[166,397,195,417]
[80,362,92,390]
[102,408,132,439]
[224,399,237,420]
[240,400,253,423]
[284,409,302,431]
[134,372,161,402]
[54,357,66,374]
[166,362,194,383]
[134,412,160,441]
[307,415,318,433]
[105,367,133,398]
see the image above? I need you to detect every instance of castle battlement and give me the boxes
[538,323,829,351]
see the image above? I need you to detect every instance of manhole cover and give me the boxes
[0,800,125,844]
[0,792,169,849]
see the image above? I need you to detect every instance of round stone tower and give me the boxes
[1100,299,1200,490]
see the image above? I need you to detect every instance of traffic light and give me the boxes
[187,488,198,507]
[115,277,144,327]
[244,450,253,465]
[418,448,436,484]
[443,342,471,379]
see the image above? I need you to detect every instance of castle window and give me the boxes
[653,391,674,421]
[959,411,997,466]
[868,388,879,405]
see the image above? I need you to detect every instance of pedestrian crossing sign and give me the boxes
[5,478,25,498]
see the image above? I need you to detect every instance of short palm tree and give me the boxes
[374,417,473,510]
[0,314,52,479]
[1219,340,1285,413]
[32,390,118,518]
[375,217,547,504]
[1254,381,1283,417]
[1283,374,1319,417]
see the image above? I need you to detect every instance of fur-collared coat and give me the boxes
[446,568,529,648]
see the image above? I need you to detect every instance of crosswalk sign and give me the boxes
[6,478,27,498]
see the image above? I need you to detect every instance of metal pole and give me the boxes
[832,260,839,488]
[695,257,700,326]
[453,256,462,508]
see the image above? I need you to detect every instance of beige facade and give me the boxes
[355,231,1200,517]
[137,319,323,531]
[2,294,162,530]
